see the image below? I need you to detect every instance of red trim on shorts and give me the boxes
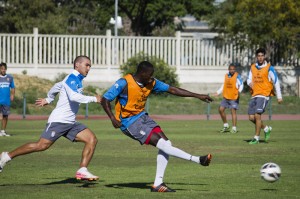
[144,126,162,145]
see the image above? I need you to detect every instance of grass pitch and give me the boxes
[0,119,299,199]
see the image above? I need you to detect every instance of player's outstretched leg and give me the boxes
[156,138,212,166]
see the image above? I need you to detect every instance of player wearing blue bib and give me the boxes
[101,61,213,192]
[0,62,15,137]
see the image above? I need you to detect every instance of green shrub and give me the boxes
[54,72,68,82]
[120,52,179,87]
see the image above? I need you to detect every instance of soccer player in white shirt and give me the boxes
[0,56,101,181]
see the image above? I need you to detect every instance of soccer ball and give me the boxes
[260,162,281,182]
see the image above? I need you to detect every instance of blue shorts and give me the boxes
[220,98,239,110]
[41,122,87,142]
[0,105,10,116]
[248,97,269,115]
[122,114,159,145]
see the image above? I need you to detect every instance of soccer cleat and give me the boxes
[0,152,11,172]
[249,139,259,145]
[264,126,272,142]
[75,170,99,181]
[199,154,212,166]
[230,129,238,134]
[151,183,176,192]
[219,127,230,133]
[0,131,11,137]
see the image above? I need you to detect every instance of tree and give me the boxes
[0,0,215,36]
[208,0,300,66]
[0,0,112,34]
[55,0,111,35]
[101,0,215,36]
[0,0,66,33]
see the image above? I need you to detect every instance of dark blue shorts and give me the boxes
[41,122,87,142]
[0,105,10,116]
[220,98,239,110]
[122,114,159,145]
[248,97,269,115]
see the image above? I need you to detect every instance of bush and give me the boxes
[120,52,179,87]
[54,72,68,82]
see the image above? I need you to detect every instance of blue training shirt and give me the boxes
[0,74,15,106]
[103,78,169,130]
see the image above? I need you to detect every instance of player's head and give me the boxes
[0,62,7,76]
[73,56,91,77]
[256,48,266,65]
[228,63,236,76]
[136,61,154,86]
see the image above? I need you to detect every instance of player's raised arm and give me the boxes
[167,86,213,103]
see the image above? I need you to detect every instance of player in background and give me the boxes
[0,62,15,137]
[101,61,213,192]
[213,64,243,133]
[247,48,283,144]
[0,56,101,180]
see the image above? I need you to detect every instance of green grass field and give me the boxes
[0,120,299,199]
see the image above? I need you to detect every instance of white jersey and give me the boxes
[45,70,97,124]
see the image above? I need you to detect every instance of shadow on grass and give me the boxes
[261,188,278,191]
[244,139,268,143]
[105,182,208,191]
[0,178,101,188]
[44,178,101,188]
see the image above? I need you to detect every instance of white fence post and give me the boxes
[106,29,111,70]
[175,31,181,72]
[33,27,38,73]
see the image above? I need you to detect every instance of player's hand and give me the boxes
[278,99,283,104]
[95,95,102,103]
[111,117,122,128]
[199,95,213,103]
[212,92,218,97]
[35,98,48,107]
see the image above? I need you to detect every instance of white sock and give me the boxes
[1,152,11,162]
[232,126,237,131]
[254,136,260,141]
[156,139,199,163]
[264,126,269,132]
[77,167,87,173]
[154,150,169,187]
[224,123,229,128]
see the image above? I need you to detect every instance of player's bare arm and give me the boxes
[167,86,213,103]
[35,98,49,107]
[101,98,122,128]
[95,95,102,103]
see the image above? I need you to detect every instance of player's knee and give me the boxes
[166,140,172,146]
[156,138,170,151]
[88,135,98,146]
[36,142,51,151]
[249,116,255,122]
